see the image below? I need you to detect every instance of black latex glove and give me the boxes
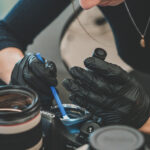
[62,48,150,129]
[10,53,57,109]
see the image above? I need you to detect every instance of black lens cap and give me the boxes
[89,125,145,150]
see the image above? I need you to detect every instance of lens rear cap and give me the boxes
[89,125,145,150]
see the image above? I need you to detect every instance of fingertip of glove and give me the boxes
[62,78,72,89]
[69,66,84,76]
[45,60,57,74]
[62,78,79,92]
[69,66,78,73]
[93,48,107,60]
[84,57,95,67]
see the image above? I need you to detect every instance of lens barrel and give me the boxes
[0,85,42,150]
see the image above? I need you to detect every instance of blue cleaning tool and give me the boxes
[36,53,90,126]
[35,53,69,120]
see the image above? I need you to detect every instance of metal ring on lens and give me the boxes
[51,104,91,126]
[0,108,22,112]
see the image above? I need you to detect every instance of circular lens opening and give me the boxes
[55,107,85,119]
[0,86,40,126]
[51,104,90,119]
[0,92,32,112]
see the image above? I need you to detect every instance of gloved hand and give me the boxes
[10,53,57,109]
[62,48,150,128]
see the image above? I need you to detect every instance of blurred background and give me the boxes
[0,1,18,19]
[0,0,132,102]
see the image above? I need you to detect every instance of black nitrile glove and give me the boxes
[62,48,150,129]
[10,53,57,109]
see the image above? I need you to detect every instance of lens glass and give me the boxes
[55,107,85,119]
[0,93,32,112]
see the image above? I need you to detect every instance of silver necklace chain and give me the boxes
[124,0,150,38]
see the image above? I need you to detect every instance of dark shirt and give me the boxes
[0,0,150,73]
[99,0,150,73]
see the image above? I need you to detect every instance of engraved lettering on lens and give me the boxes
[0,86,43,150]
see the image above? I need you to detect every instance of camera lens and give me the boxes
[51,104,90,126]
[0,85,42,150]
[89,125,146,150]
[49,104,91,150]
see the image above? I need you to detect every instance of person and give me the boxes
[0,0,150,131]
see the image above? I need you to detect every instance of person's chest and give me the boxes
[98,0,150,73]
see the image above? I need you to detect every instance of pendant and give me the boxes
[140,37,145,48]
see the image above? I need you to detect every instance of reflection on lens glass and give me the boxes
[0,93,32,112]
[54,108,85,119]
